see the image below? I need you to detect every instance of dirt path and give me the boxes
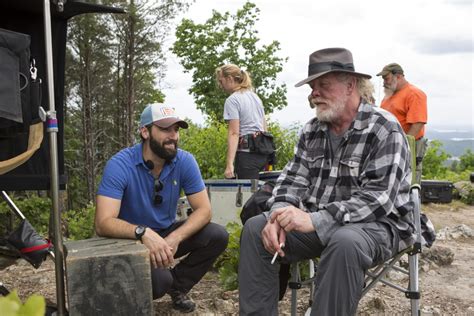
[1,202,473,315]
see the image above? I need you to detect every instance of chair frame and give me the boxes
[290,136,422,316]
[1,190,55,297]
[290,185,422,316]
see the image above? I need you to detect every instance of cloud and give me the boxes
[413,38,473,55]
[163,0,473,127]
[446,0,473,6]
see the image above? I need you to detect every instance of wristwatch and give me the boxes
[134,225,147,242]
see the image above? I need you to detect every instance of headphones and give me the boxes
[144,160,154,170]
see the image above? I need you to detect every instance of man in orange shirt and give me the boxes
[377,63,428,183]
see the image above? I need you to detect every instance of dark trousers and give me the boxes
[150,221,228,299]
[235,151,268,179]
[238,215,397,316]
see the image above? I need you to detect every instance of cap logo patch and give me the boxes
[161,107,175,117]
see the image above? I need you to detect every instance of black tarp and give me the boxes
[0,0,124,190]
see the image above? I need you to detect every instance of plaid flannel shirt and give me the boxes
[267,102,417,251]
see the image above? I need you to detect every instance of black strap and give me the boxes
[308,61,354,76]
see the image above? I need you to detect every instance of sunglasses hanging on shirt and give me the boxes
[154,179,164,205]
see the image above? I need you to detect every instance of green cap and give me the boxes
[376,63,404,76]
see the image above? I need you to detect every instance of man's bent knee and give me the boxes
[210,223,230,251]
[242,214,267,236]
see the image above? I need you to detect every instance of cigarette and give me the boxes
[271,243,284,264]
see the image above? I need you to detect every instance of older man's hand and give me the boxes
[270,205,315,233]
[261,220,286,257]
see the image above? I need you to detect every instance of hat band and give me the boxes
[308,61,355,76]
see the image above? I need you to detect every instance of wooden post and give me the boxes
[64,237,153,315]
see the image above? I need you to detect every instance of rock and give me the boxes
[0,256,17,270]
[436,224,474,240]
[453,181,474,204]
[422,306,442,315]
[386,269,408,282]
[365,297,387,311]
[213,297,235,314]
[421,246,454,266]
[427,269,437,276]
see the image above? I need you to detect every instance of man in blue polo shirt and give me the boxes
[95,103,229,313]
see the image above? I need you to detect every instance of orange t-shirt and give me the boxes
[380,83,427,140]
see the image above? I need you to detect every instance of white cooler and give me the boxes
[205,179,263,227]
[176,179,262,227]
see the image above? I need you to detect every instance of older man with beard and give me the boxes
[95,103,228,313]
[238,48,414,316]
[377,63,428,183]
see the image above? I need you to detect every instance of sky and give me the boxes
[161,0,473,131]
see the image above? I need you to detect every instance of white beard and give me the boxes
[315,96,347,123]
[383,87,394,99]
[384,76,398,94]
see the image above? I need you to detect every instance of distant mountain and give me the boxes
[426,125,474,158]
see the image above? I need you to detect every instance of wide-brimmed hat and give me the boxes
[376,63,404,76]
[295,47,371,87]
[140,103,188,129]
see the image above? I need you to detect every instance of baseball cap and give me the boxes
[139,103,188,129]
[376,63,404,76]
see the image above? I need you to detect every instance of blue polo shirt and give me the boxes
[97,143,205,230]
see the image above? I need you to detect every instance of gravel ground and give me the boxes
[1,202,473,315]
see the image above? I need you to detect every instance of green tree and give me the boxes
[66,12,115,204]
[172,2,287,120]
[179,121,228,179]
[64,0,190,207]
[267,122,300,170]
[458,149,474,171]
[110,0,189,147]
[422,140,450,179]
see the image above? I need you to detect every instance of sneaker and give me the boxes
[169,290,196,313]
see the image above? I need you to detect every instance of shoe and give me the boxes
[169,290,196,313]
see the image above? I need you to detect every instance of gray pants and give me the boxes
[415,137,428,184]
[238,215,397,316]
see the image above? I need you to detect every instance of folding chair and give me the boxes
[290,136,423,316]
[0,191,55,295]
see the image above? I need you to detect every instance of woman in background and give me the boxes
[216,64,269,179]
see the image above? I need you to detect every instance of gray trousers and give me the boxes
[415,137,428,184]
[238,215,397,316]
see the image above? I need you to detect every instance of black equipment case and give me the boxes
[420,180,453,203]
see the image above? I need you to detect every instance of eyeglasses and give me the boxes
[154,179,164,205]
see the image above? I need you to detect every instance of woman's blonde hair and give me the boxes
[215,64,253,91]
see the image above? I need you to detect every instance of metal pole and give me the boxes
[1,191,26,220]
[43,0,66,314]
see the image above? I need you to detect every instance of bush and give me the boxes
[63,203,96,240]
[454,181,474,205]
[459,149,474,171]
[267,122,300,170]
[0,194,51,237]
[214,221,242,291]
[179,121,228,179]
[179,119,300,179]
[0,194,95,241]
[0,290,45,316]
